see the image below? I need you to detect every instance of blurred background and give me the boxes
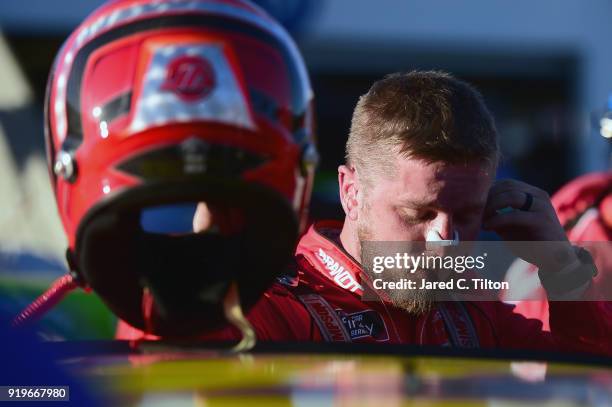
[0,0,611,338]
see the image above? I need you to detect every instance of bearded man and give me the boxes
[121,71,612,355]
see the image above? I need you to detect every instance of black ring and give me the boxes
[519,192,533,211]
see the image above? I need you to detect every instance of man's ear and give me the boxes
[338,165,359,221]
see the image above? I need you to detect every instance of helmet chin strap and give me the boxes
[223,282,256,352]
[12,249,84,327]
[12,273,80,327]
[426,229,460,247]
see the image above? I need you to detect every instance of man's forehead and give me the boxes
[386,156,492,204]
[394,156,493,181]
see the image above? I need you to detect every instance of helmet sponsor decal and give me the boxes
[130,44,254,133]
[161,55,216,102]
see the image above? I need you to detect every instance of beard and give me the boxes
[357,219,433,316]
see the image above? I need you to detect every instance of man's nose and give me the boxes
[428,213,454,241]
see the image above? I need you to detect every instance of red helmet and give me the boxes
[44,0,317,336]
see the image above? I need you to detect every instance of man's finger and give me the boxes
[488,179,549,200]
[482,210,538,232]
[484,190,544,219]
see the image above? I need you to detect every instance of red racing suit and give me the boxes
[117,220,612,355]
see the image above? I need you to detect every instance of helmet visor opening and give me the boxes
[76,179,298,336]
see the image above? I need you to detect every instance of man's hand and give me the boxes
[482,179,576,270]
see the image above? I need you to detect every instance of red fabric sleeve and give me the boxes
[491,300,612,356]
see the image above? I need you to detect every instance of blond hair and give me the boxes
[346,71,499,183]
